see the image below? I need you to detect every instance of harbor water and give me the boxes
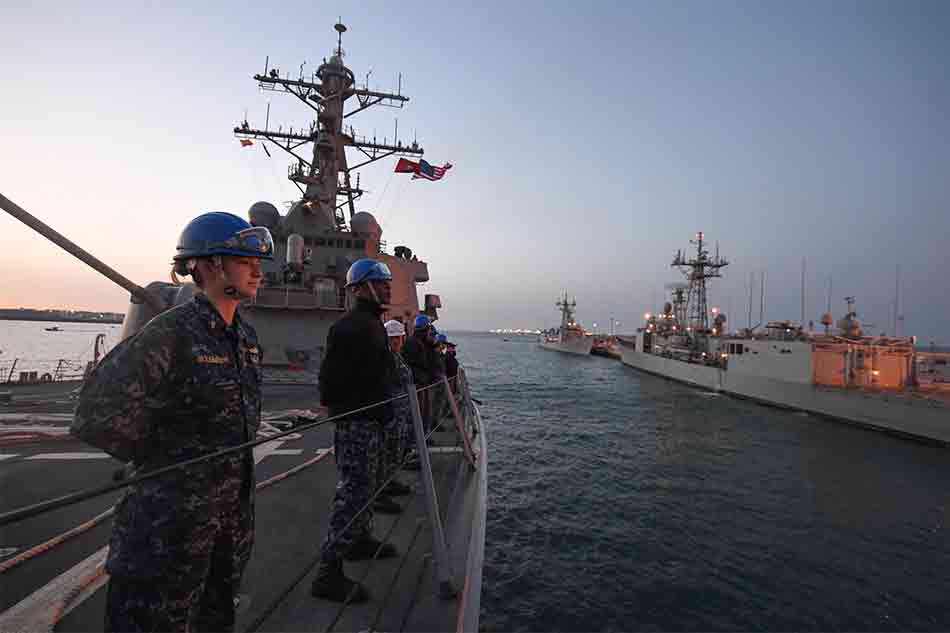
[0,320,122,379]
[461,332,950,632]
[3,322,949,630]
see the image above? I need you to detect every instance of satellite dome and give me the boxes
[351,211,381,237]
[248,201,280,230]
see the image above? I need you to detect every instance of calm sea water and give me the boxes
[0,320,121,377]
[455,332,950,632]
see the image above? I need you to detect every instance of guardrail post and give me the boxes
[407,383,456,599]
[442,375,477,469]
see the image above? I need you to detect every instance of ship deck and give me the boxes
[0,381,484,632]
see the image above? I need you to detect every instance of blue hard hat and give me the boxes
[413,314,431,330]
[175,212,274,260]
[437,333,447,344]
[345,259,393,288]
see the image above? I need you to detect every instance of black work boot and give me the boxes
[344,535,398,561]
[373,494,402,514]
[310,558,370,603]
[384,480,412,496]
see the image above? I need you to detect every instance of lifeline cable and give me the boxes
[243,380,462,633]
[0,376,458,527]
[0,387,424,528]
[321,390,470,631]
[323,490,415,633]
[244,442,424,633]
[2,443,335,577]
[2,378,463,631]
[36,447,337,631]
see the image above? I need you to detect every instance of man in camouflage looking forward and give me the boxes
[312,258,399,603]
[72,212,273,632]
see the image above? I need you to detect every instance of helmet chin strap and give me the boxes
[366,281,381,305]
[362,281,390,312]
[212,256,240,298]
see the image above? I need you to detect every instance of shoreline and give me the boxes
[0,316,122,325]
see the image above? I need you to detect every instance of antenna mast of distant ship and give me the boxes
[233,21,424,229]
[672,231,729,331]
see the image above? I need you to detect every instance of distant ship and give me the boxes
[539,293,593,356]
[618,232,950,445]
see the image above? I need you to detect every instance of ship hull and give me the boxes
[620,346,950,446]
[539,336,593,356]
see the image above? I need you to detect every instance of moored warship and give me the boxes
[0,23,487,633]
[618,232,950,445]
[539,293,593,356]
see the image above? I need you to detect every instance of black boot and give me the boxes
[344,535,398,561]
[310,559,370,603]
[384,480,412,496]
[373,494,402,514]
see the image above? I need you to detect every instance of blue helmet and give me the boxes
[437,333,447,344]
[175,212,274,260]
[413,314,431,331]
[345,259,393,288]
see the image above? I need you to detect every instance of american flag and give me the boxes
[412,159,453,181]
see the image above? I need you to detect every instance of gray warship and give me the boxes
[618,231,950,445]
[539,293,593,355]
[0,23,487,633]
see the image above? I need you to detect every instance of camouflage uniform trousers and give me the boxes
[377,408,408,489]
[104,510,252,633]
[320,419,380,562]
[382,353,413,475]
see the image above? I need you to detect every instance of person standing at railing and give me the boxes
[427,329,448,427]
[401,315,436,438]
[381,319,414,496]
[312,259,399,604]
[71,212,273,633]
[444,341,459,394]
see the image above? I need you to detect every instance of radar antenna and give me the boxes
[671,231,729,331]
[234,22,425,229]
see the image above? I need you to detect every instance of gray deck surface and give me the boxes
[0,381,477,633]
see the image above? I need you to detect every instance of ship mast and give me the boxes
[672,231,729,332]
[555,293,577,330]
[234,22,424,229]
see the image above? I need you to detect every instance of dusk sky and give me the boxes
[2,1,948,342]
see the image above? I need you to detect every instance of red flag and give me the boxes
[394,158,419,173]
[240,139,253,147]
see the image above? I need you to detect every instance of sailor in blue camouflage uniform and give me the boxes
[401,315,437,438]
[312,258,399,603]
[71,212,273,632]
[380,319,414,497]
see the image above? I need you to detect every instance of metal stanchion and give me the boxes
[406,383,456,599]
[442,375,477,469]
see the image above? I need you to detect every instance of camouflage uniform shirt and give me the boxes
[72,293,262,581]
